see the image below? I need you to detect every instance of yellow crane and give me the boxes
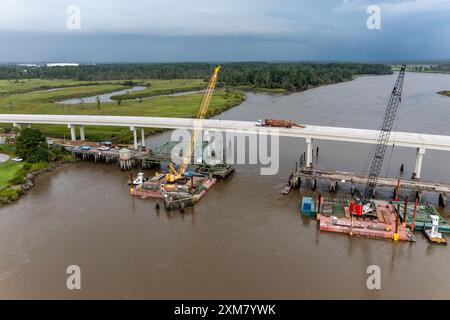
[165,65,221,183]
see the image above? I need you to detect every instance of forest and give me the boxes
[0,62,392,92]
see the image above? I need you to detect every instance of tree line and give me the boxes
[0,62,392,91]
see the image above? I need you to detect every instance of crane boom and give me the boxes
[360,64,406,203]
[165,66,221,182]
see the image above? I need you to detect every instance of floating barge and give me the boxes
[130,172,217,210]
[320,200,415,242]
[302,196,415,242]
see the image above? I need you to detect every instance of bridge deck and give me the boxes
[2,114,450,151]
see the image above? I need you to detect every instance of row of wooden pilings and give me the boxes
[71,150,156,171]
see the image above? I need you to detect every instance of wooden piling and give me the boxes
[410,197,419,231]
[403,196,408,227]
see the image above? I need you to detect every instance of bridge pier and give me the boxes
[68,124,77,141]
[412,147,426,179]
[415,190,422,203]
[130,126,138,149]
[141,128,146,147]
[80,126,85,141]
[306,137,313,168]
[439,193,447,207]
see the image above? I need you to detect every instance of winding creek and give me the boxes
[57,86,147,104]
[1,72,450,298]
[58,86,204,104]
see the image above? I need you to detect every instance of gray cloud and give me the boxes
[0,0,449,62]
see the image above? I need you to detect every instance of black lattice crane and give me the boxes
[356,65,406,208]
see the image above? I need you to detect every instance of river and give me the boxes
[1,72,450,299]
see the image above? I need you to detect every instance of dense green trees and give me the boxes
[0,62,392,92]
[15,128,70,163]
[15,128,49,163]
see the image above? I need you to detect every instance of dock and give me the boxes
[289,167,450,207]
[53,139,235,177]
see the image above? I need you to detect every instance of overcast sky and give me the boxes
[1,0,449,62]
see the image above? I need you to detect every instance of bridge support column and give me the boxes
[79,126,85,141]
[306,137,313,168]
[68,124,77,141]
[130,126,138,149]
[412,147,426,179]
[439,193,447,208]
[141,128,146,147]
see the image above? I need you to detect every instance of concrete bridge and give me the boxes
[2,114,450,180]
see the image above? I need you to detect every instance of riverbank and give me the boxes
[0,142,78,205]
[0,157,78,205]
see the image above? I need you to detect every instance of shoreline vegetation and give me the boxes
[0,130,77,205]
[391,64,450,74]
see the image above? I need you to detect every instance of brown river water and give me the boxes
[1,72,450,299]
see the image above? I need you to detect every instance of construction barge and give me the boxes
[301,196,416,242]
[130,172,217,210]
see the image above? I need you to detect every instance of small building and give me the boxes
[119,148,131,161]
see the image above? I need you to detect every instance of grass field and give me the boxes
[0,79,126,96]
[0,160,23,190]
[0,79,245,142]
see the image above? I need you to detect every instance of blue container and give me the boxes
[301,197,316,217]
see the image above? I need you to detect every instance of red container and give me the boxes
[354,204,363,216]
[349,201,363,216]
[349,201,355,214]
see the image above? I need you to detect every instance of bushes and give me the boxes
[29,161,50,172]
[27,147,49,164]
[0,188,21,204]
[8,171,26,185]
